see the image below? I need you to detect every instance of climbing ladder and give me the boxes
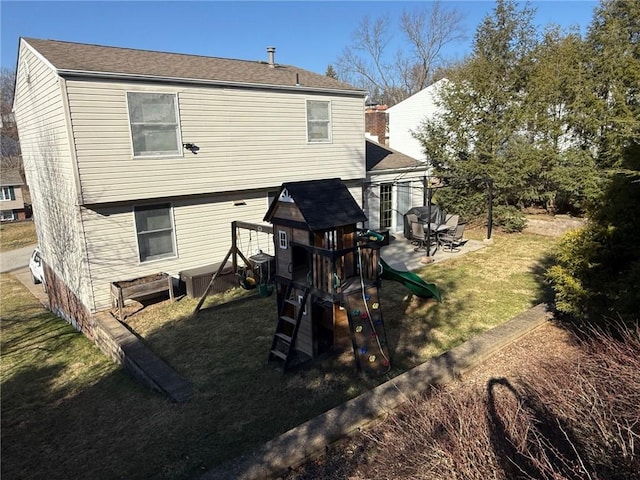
[268,281,310,371]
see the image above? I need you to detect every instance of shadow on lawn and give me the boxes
[4,230,554,480]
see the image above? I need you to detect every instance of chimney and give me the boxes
[267,46,275,67]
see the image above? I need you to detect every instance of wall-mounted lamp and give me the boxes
[183,143,200,154]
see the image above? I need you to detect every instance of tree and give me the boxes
[325,64,338,79]
[335,1,465,106]
[523,26,602,212]
[413,0,539,221]
[546,0,640,326]
[1,68,22,177]
[586,0,640,169]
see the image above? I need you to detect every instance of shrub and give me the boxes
[492,205,526,233]
[294,325,640,480]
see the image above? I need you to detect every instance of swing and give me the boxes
[238,269,257,290]
[235,227,257,290]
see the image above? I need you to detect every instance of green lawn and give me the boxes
[0,221,37,251]
[0,230,557,480]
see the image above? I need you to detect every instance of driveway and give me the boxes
[1,244,48,307]
[0,244,37,273]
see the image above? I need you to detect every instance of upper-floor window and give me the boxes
[127,92,182,157]
[1,187,15,201]
[134,203,176,262]
[306,100,332,143]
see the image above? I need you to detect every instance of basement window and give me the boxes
[134,203,177,262]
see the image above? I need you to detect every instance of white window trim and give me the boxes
[126,91,184,159]
[278,230,288,249]
[297,294,307,316]
[133,203,178,264]
[305,99,332,144]
[1,187,13,201]
[1,210,15,221]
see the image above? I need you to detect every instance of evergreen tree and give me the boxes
[525,26,601,212]
[414,0,538,221]
[586,0,640,169]
[547,0,640,325]
[325,64,338,79]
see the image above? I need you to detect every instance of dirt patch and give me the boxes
[524,215,585,237]
[113,272,168,288]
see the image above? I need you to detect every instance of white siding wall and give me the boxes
[65,80,366,204]
[13,42,92,309]
[387,80,446,162]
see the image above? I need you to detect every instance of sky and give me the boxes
[1,1,600,75]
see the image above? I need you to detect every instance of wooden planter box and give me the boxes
[111,273,174,320]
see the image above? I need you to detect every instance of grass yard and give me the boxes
[0,220,37,251]
[0,230,556,480]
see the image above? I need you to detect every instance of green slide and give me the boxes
[379,258,441,302]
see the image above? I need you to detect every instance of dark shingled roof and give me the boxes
[23,38,364,93]
[0,168,24,186]
[366,139,422,171]
[264,178,367,231]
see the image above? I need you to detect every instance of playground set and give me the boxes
[194,178,440,377]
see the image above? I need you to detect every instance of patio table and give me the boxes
[424,223,453,256]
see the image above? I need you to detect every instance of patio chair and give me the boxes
[443,214,459,232]
[440,222,467,252]
[410,221,428,251]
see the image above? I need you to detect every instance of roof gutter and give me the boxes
[55,68,367,97]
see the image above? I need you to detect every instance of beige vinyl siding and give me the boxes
[82,190,276,310]
[13,41,93,310]
[0,187,25,210]
[65,80,366,204]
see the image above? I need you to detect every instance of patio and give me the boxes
[380,230,487,272]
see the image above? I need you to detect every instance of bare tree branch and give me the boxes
[335,1,466,106]
[401,2,466,92]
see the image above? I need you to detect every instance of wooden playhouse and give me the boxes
[263,178,391,376]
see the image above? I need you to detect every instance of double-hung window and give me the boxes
[1,187,15,201]
[127,92,181,157]
[134,203,176,262]
[306,100,332,142]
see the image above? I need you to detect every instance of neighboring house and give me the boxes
[0,167,28,221]
[386,78,448,163]
[364,139,426,234]
[12,38,367,334]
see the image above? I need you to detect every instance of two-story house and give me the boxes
[0,167,28,222]
[13,38,367,335]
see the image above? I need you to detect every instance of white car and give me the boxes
[29,247,46,287]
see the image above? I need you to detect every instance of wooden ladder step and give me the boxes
[270,349,287,360]
[279,315,296,325]
[284,298,301,307]
[275,332,292,343]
